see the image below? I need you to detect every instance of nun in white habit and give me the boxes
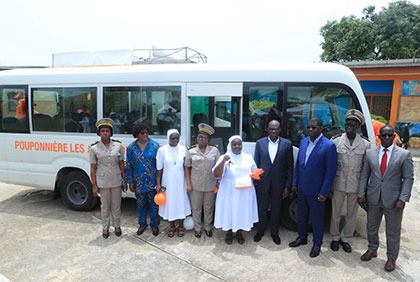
[213,135,259,244]
[156,129,191,237]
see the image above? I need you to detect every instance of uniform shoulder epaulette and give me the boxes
[188,144,197,150]
[209,143,218,148]
[90,141,99,147]
[111,138,122,143]
[331,133,342,140]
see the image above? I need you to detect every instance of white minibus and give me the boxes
[0,63,375,230]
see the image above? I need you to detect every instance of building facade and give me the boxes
[344,59,420,148]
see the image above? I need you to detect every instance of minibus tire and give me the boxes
[281,195,312,232]
[60,171,98,211]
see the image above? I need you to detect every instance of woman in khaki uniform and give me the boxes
[184,123,220,238]
[90,118,126,239]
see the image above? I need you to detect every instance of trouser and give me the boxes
[297,192,325,247]
[256,185,282,236]
[100,187,122,230]
[190,190,216,232]
[135,189,159,229]
[330,191,359,242]
[366,201,403,260]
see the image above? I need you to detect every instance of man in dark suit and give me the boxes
[253,119,294,245]
[289,118,337,258]
[358,125,414,272]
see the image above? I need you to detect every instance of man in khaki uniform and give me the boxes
[184,123,220,238]
[330,109,370,253]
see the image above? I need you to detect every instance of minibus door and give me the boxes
[186,83,242,154]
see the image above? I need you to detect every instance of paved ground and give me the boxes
[0,157,419,282]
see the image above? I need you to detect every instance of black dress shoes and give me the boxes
[271,234,281,245]
[289,237,308,247]
[330,240,339,251]
[339,240,352,253]
[253,232,264,242]
[205,229,213,237]
[136,226,146,236]
[102,230,109,239]
[152,227,159,236]
[310,245,321,258]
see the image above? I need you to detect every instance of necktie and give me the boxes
[380,148,388,176]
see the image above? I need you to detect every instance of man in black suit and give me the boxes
[253,119,294,244]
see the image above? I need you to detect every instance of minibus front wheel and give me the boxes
[60,171,98,211]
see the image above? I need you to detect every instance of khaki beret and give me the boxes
[345,109,365,126]
[96,118,114,129]
[198,123,215,136]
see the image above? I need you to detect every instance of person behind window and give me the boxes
[126,123,160,236]
[79,111,90,133]
[65,112,83,132]
[109,112,121,134]
[156,129,191,238]
[89,118,126,239]
[213,135,259,244]
[184,123,220,238]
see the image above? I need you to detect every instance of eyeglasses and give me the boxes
[380,134,395,138]
[306,126,320,130]
[139,131,149,135]
[268,127,280,131]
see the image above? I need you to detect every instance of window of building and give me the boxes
[365,95,391,121]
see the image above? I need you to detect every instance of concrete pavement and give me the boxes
[0,158,419,281]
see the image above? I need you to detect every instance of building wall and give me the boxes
[349,65,420,148]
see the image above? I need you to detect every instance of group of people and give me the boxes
[89,108,414,273]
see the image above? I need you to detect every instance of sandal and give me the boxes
[168,227,176,238]
[236,232,245,245]
[178,227,184,237]
[225,232,233,245]
[194,231,202,238]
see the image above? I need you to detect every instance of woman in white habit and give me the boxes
[156,129,191,237]
[213,135,259,244]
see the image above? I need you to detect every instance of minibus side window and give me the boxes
[0,85,29,133]
[31,87,97,133]
[242,84,284,142]
[286,85,354,147]
[103,86,181,135]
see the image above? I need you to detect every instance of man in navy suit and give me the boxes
[254,119,294,245]
[289,118,337,257]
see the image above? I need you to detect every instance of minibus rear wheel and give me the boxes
[60,171,98,211]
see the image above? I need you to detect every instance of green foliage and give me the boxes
[250,100,275,111]
[371,114,388,124]
[320,1,420,61]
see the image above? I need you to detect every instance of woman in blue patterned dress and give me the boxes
[126,123,160,236]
